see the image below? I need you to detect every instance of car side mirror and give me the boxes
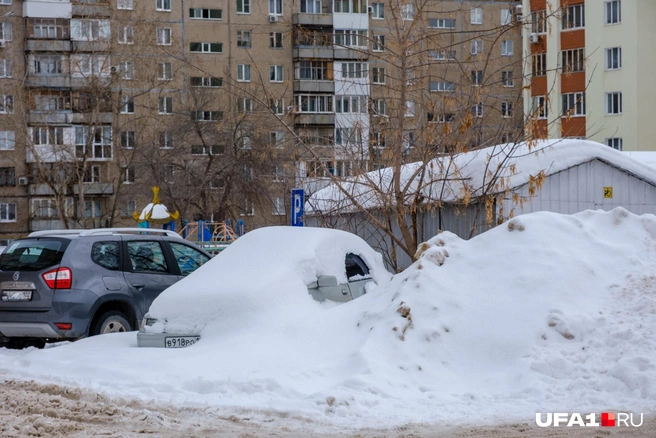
[317,275,338,287]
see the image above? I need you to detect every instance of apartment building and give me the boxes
[0,0,523,239]
[523,0,656,151]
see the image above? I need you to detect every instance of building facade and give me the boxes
[0,0,523,239]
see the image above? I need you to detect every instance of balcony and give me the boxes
[295,113,335,125]
[23,0,72,19]
[27,112,70,125]
[73,182,114,195]
[72,3,111,17]
[292,13,333,26]
[293,80,334,93]
[68,112,113,124]
[26,40,72,52]
[72,40,111,52]
[333,47,369,60]
[26,75,71,88]
[293,46,334,59]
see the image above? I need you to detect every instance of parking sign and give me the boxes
[291,188,304,227]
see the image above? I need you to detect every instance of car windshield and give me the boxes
[0,239,67,271]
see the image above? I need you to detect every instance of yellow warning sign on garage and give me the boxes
[604,187,613,198]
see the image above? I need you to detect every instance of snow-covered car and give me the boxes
[136,226,391,348]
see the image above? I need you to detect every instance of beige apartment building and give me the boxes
[523,0,656,152]
[0,0,523,239]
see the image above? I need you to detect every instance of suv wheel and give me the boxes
[92,311,133,336]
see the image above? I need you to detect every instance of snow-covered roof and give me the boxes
[307,139,656,214]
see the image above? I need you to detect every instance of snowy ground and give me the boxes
[1,208,655,435]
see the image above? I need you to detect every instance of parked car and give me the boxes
[0,228,211,349]
[137,226,392,348]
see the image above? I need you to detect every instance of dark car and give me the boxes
[0,228,211,349]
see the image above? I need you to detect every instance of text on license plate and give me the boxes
[165,336,200,348]
[1,290,33,302]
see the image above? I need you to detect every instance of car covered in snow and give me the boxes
[137,226,391,348]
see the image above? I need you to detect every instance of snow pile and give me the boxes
[137,203,175,221]
[1,208,656,427]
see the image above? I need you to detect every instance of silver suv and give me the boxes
[0,228,211,349]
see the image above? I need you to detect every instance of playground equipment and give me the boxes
[179,219,245,254]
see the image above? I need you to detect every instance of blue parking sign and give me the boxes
[291,188,304,227]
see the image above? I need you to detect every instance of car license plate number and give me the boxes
[165,336,200,348]
[1,290,32,302]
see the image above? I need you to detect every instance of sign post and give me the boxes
[291,188,304,227]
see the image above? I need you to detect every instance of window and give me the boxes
[428,18,455,29]
[33,127,64,145]
[72,19,109,41]
[120,131,135,149]
[0,95,13,114]
[237,30,251,48]
[502,71,514,87]
[427,113,455,123]
[429,81,456,92]
[430,49,456,61]
[0,59,11,78]
[296,94,332,113]
[121,96,134,114]
[605,47,622,70]
[0,167,14,186]
[239,198,254,216]
[336,95,367,113]
[192,110,223,121]
[501,40,513,56]
[471,7,482,24]
[336,128,363,146]
[189,8,222,19]
[372,35,385,52]
[157,28,171,45]
[272,165,285,181]
[118,26,133,44]
[472,102,483,118]
[0,131,15,150]
[238,97,253,113]
[532,53,546,76]
[158,97,173,114]
[128,241,168,273]
[159,131,173,148]
[605,0,621,24]
[341,62,368,78]
[156,0,171,12]
[301,0,322,13]
[237,64,251,82]
[501,102,513,118]
[162,165,174,183]
[126,200,137,216]
[402,131,415,150]
[190,76,223,87]
[371,2,384,19]
[120,61,134,80]
[501,9,512,26]
[605,92,622,115]
[405,100,415,117]
[334,0,367,13]
[532,10,547,34]
[471,70,482,86]
[158,62,172,80]
[270,98,284,115]
[33,55,62,75]
[269,0,282,15]
[270,131,285,147]
[189,42,223,53]
[296,61,330,80]
[470,39,483,55]
[562,4,584,30]
[30,18,68,39]
[373,99,387,116]
[0,22,12,41]
[272,197,285,216]
[32,199,57,218]
[238,135,251,149]
[237,0,251,14]
[118,0,134,10]
[83,200,102,218]
[75,126,112,159]
[270,32,283,48]
[371,132,386,148]
[0,203,16,222]
[270,65,284,82]
[402,4,414,20]
[124,166,135,183]
[83,165,101,183]
[91,242,120,271]
[605,137,623,151]
[561,48,585,72]
[191,144,223,155]
[562,92,586,117]
[334,29,368,47]
[533,96,547,119]
[372,67,385,84]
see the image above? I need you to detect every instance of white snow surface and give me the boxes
[2,208,656,427]
[138,202,175,220]
[308,139,656,214]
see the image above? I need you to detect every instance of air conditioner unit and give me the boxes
[18,177,29,186]
[530,33,539,43]
[367,5,373,13]
[268,15,278,22]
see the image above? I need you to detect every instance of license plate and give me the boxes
[165,336,200,348]
[1,290,32,302]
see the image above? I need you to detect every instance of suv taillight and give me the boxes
[42,267,72,289]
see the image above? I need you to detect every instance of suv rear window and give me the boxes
[0,239,67,271]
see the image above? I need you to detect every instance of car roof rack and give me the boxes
[29,228,184,239]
